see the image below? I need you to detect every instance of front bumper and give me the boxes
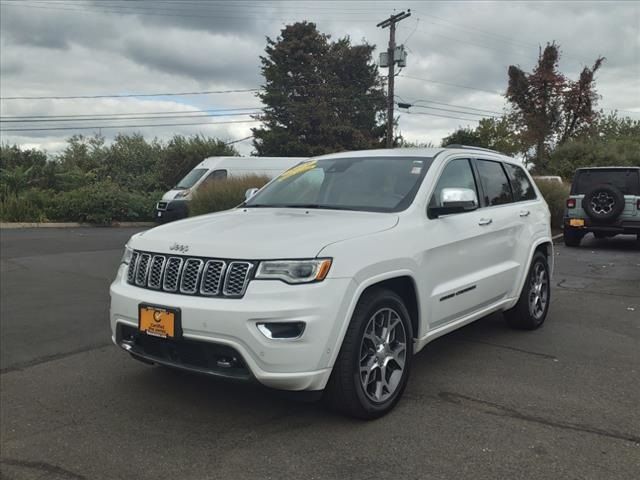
[110,264,356,391]
[155,200,189,223]
[563,216,640,235]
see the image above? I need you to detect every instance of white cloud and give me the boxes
[1,0,638,156]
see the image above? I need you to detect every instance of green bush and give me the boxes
[189,175,271,217]
[535,179,570,230]
[0,183,162,224]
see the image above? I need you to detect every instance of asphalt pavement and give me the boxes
[1,228,639,480]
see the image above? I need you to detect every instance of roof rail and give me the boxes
[444,144,504,155]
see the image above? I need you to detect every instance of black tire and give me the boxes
[594,232,609,240]
[324,287,413,419]
[563,228,583,247]
[505,252,550,330]
[582,184,625,222]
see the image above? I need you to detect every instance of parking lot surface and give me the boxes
[1,228,639,480]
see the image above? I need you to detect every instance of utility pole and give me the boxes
[377,9,411,148]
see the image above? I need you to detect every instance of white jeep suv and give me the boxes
[110,147,553,419]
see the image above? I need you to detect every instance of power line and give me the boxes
[0,111,261,123]
[401,103,500,119]
[403,111,481,123]
[0,106,262,119]
[399,74,503,95]
[0,87,260,101]
[224,135,253,146]
[0,118,260,133]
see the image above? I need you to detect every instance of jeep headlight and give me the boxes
[121,245,134,265]
[255,259,332,284]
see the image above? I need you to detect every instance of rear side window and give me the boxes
[476,160,513,206]
[572,169,640,195]
[503,163,537,201]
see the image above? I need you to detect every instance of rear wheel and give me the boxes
[324,287,413,419]
[563,228,583,247]
[505,252,550,330]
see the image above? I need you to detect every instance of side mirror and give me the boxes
[245,187,259,200]
[428,187,478,218]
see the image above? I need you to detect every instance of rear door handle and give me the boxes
[519,210,530,217]
[478,218,493,226]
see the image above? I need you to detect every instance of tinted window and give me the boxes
[245,157,432,212]
[175,168,208,189]
[504,163,536,201]
[476,160,513,206]
[430,159,477,208]
[572,169,640,195]
[201,169,228,187]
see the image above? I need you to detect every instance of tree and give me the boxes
[506,42,604,172]
[441,116,520,155]
[547,113,640,178]
[252,22,387,156]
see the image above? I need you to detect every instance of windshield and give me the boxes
[175,168,208,189]
[572,169,640,195]
[244,157,433,212]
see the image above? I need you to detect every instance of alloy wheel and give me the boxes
[359,308,407,403]
[528,262,548,320]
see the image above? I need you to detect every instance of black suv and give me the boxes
[564,167,640,246]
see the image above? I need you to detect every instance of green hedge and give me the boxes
[0,181,162,224]
[535,179,570,230]
[189,175,271,217]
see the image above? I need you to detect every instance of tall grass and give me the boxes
[535,179,570,230]
[189,175,271,217]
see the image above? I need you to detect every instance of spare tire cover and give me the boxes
[581,184,625,222]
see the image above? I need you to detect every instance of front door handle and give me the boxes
[519,210,530,217]
[478,218,493,226]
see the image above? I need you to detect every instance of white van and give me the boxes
[155,156,306,222]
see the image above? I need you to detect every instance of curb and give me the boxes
[552,233,563,240]
[0,222,155,229]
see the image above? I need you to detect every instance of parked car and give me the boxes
[111,146,553,418]
[563,167,640,246]
[155,156,307,223]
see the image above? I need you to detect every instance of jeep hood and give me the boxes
[130,208,398,258]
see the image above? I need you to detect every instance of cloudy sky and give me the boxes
[1,0,638,156]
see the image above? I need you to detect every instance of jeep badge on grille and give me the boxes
[169,243,189,253]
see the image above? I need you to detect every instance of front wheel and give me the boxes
[505,252,551,330]
[324,287,413,419]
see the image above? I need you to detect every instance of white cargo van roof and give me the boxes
[196,157,307,171]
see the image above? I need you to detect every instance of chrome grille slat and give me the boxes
[162,257,184,292]
[147,255,166,289]
[200,260,226,296]
[135,253,152,286]
[127,251,140,283]
[180,258,204,294]
[126,251,252,298]
[223,262,254,297]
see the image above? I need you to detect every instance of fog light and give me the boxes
[257,322,306,340]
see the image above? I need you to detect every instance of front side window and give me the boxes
[429,159,478,208]
[476,160,513,206]
[245,157,432,212]
[201,169,228,187]
[504,163,536,201]
[175,168,208,189]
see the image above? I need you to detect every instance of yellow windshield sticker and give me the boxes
[277,161,317,181]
